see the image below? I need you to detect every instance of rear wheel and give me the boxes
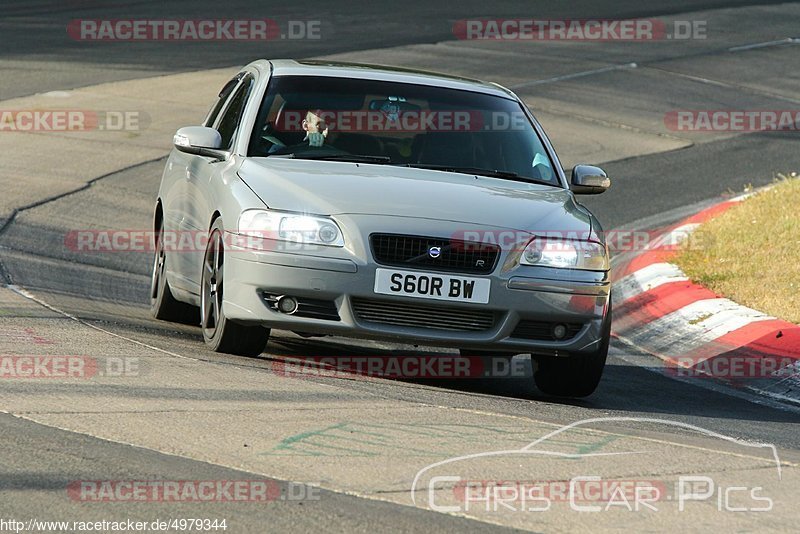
[150,218,199,324]
[201,220,270,356]
[532,302,611,398]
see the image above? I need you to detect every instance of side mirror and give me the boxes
[570,164,611,194]
[173,126,226,159]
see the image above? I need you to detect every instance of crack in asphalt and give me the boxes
[0,156,166,286]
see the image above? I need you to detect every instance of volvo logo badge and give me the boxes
[428,246,442,259]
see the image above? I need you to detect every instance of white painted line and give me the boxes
[5,284,197,362]
[729,38,800,52]
[509,62,637,89]
[613,262,688,304]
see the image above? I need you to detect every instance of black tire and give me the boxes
[150,218,199,324]
[532,302,612,398]
[201,219,270,356]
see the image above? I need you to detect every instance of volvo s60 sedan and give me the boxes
[151,59,613,397]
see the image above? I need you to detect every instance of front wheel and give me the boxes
[532,302,611,398]
[201,220,270,356]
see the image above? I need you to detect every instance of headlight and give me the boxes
[520,237,608,270]
[238,209,345,246]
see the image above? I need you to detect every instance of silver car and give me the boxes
[151,59,612,397]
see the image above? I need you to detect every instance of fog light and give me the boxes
[552,324,568,340]
[277,296,299,314]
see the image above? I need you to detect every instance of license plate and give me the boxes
[373,268,490,304]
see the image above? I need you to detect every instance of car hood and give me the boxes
[239,158,593,234]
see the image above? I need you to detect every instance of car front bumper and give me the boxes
[222,239,610,356]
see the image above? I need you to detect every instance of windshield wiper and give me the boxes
[275,153,393,164]
[402,164,551,185]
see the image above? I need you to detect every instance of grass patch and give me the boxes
[688,312,713,325]
[675,176,800,325]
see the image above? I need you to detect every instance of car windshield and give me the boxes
[248,75,560,185]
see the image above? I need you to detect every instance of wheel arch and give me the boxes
[209,210,222,230]
[153,199,163,232]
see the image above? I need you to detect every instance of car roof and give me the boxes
[248,59,517,100]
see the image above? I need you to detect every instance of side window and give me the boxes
[215,75,254,150]
[204,74,243,127]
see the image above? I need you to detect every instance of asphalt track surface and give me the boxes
[1,1,799,532]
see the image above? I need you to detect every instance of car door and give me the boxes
[162,73,245,294]
[182,73,256,289]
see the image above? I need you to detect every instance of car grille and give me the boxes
[511,321,583,341]
[370,233,499,275]
[351,298,495,332]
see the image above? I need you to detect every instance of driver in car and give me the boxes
[302,109,329,147]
